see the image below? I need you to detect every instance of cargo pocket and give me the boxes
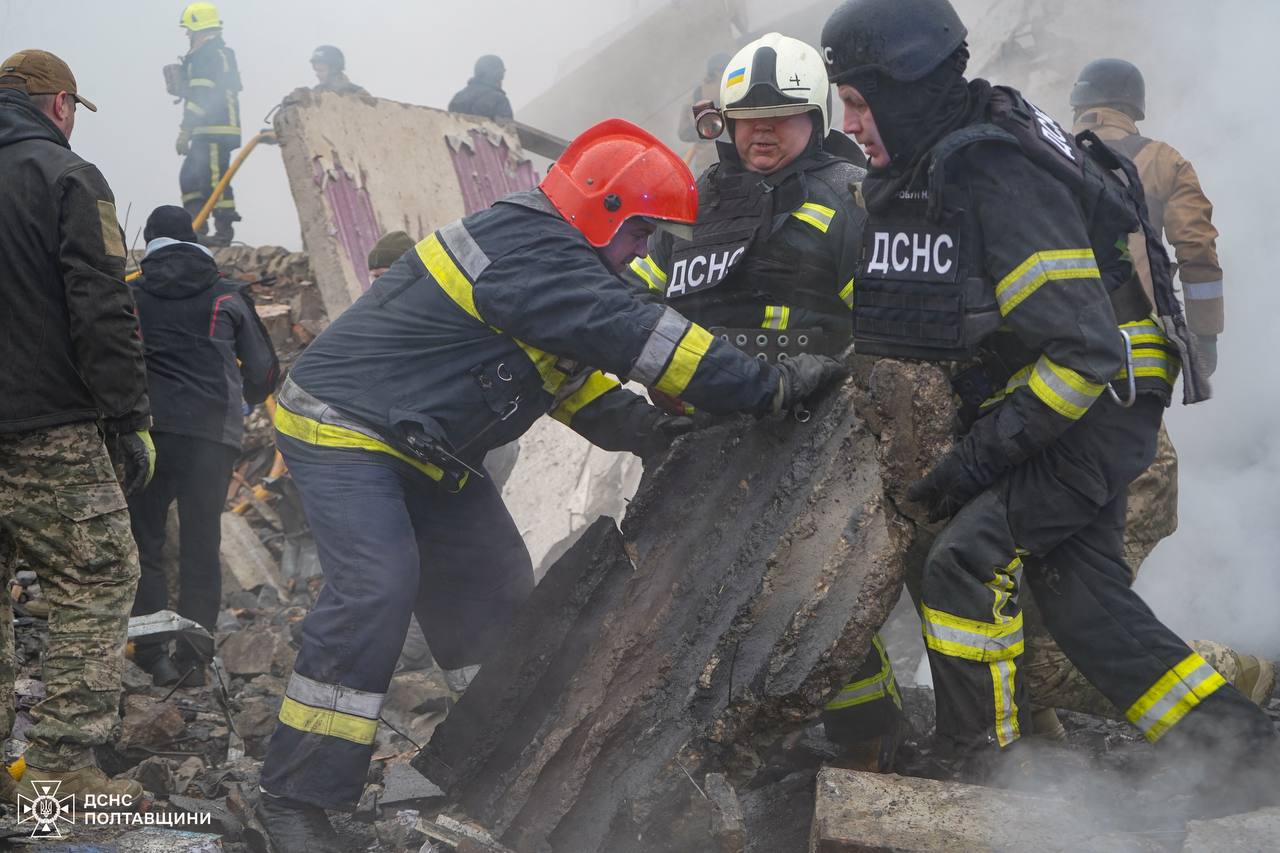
[1007,449,1110,556]
[53,482,132,572]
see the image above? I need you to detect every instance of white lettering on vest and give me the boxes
[687,254,707,287]
[668,259,688,296]
[933,233,955,275]
[1031,102,1075,161]
[911,233,931,272]
[891,232,910,272]
[869,232,891,275]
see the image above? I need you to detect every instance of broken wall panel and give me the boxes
[417,368,907,852]
[273,90,538,316]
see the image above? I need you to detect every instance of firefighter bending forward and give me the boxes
[254,118,846,850]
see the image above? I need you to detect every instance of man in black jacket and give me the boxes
[128,205,279,685]
[0,49,151,806]
[447,54,513,121]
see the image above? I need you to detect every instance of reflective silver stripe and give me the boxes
[276,376,383,440]
[1031,358,1103,418]
[438,220,491,281]
[285,672,384,720]
[923,620,1024,654]
[996,252,1099,315]
[1130,660,1222,737]
[629,307,691,386]
[1184,279,1223,301]
[827,678,890,708]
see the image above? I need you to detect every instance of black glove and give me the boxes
[905,412,1023,522]
[106,429,156,496]
[905,453,985,523]
[772,353,848,413]
[632,412,699,459]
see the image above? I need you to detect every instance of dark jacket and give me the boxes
[133,240,279,448]
[181,34,242,145]
[447,79,513,121]
[283,189,780,476]
[625,132,866,340]
[0,88,149,434]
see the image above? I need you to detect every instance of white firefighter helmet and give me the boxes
[720,33,831,134]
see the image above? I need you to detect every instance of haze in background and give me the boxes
[0,0,664,248]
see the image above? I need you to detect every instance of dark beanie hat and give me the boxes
[144,205,198,243]
[367,230,415,269]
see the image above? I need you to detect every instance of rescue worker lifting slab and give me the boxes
[169,2,242,246]
[255,118,846,850]
[626,33,900,768]
[822,0,1276,798]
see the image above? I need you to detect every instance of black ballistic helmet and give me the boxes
[821,0,967,84]
[1070,58,1146,120]
[311,45,345,71]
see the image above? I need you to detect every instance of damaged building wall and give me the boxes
[272,89,539,317]
[415,363,915,852]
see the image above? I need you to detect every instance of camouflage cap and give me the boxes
[367,230,415,269]
[0,49,98,111]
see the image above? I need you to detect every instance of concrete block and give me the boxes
[1183,806,1280,852]
[219,512,283,596]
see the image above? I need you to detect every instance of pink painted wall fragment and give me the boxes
[448,128,540,216]
[313,156,380,291]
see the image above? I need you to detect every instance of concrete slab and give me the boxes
[1183,806,1280,852]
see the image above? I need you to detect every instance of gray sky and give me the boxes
[0,0,662,248]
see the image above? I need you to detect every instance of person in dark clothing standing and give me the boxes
[171,2,242,246]
[127,205,279,686]
[311,45,368,96]
[447,54,513,121]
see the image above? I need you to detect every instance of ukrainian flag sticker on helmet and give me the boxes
[726,67,746,87]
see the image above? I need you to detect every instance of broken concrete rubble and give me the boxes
[415,364,907,851]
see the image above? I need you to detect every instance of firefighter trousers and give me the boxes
[920,395,1274,760]
[821,633,903,747]
[180,137,239,228]
[259,446,534,810]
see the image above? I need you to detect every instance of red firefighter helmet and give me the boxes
[540,118,697,247]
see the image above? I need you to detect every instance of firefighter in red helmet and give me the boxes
[254,118,845,849]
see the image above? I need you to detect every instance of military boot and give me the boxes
[257,794,343,853]
[1029,707,1067,742]
[1234,654,1276,706]
[0,766,19,811]
[207,214,236,248]
[20,765,144,812]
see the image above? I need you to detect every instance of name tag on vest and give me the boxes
[863,225,961,284]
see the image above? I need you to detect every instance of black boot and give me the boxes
[207,213,236,247]
[173,638,208,687]
[135,644,181,688]
[257,794,343,853]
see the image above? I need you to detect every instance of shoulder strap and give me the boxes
[925,123,1019,221]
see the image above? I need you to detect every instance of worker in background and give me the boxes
[126,205,279,688]
[171,2,242,246]
[366,229,414,284]
[447,54,513,122]
[1021,58,1268,739]
[311,45,368,96]
[254,118,845,849]
[676,51,731,177]
[0,49,151,808]
[626,33,896,770]
[823,0,1276,804]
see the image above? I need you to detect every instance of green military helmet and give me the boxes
[1070,58,1145,120]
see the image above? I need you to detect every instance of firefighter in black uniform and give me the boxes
[625,33,902,769]
[821,0,1277,795]
[254,118,846,850]
[171,2,241,246]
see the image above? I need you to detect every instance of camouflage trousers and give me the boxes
[1022,423,1246,718]
[0,421,140,770]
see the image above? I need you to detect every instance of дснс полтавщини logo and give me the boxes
[18,779,75,839]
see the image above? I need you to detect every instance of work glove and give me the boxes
[106,429,157,496]
[905,452,984,523]
[905,411,1024,522]
[631,411,701,460]
[772,353,848,414]
[1198,334,1218,377]
[175,128,191,156]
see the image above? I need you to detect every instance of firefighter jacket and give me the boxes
[625,134,866,343]
[0,88,149,435]
[132,239,279,449]
[180,34,242,146]
[279,189,781,485]
[1074,107,1223,336]
[857,85,1179,471]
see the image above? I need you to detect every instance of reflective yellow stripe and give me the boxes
[991,659,1020,746]
[921,604,1023,662]
[207,143,221,191]
[654,324,714,398]
[416,233,483,324]
[278,696,378,745]
[629,255,668,293]
[273,404,449,483]
[184,101,207,116]
[509,340,570,396]
[181,191,205,202]
[1126,652,1227,743]
[187,78,216,88]
[791,202,835,233]
[551,372,619,425]
[1028,355,1104,420]
[995,249,1100,316]
[192,124,241,135]
[825,634,900,711]
[839,279,854,309]
[762,305,791,330]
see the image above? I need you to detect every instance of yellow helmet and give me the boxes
[180,2,222,32]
